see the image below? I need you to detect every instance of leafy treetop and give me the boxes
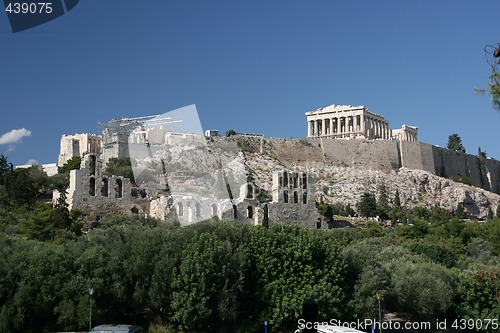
[447,133,466,153]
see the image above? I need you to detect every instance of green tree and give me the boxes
[486,44,500,112]
[0,241,76,332]
[171,232,244,331]
[27,166,50,197]
[457,266,500,329]
[104,157,134,182]
[262,204,269,227]
[60,156,81,174]
[0,154,13,186]
[225,129,236,137]
[447,133,466,153]
[357,192,377,218]
[4,168,37,204]
[245,225,347,330]
[377,184,390,220]
[409,240,459,268]
[317,203,334,222]
[484,218,500,255]
[19,202,73,241]
[390,260,457,320]
[478,147,487,158]
[394,189,401,208]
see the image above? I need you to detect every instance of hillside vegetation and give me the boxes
[0,154,499,332]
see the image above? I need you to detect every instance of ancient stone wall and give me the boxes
[254,137,500,195]
[65,154,149,220]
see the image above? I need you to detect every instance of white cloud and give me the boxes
[5,145,15,154]
[26,159,38,165]
[0,128,32,145]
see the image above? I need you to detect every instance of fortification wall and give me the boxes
[255,138,500,195]
[428,145,500,194]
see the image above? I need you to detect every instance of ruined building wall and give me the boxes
[250,138,500,195]
[58,133,101,166]
[269,170,325,229]
[100,130,130,166]
[66,154,149,220]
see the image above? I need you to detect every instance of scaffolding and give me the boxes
[99,115,183,135]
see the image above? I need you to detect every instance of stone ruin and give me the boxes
[58,153,323,228]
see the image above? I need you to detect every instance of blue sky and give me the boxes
[1,0,499,166]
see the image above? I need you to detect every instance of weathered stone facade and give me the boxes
[269,170,325,229]
[52,102,500,224]
[65,154,149,220]
[61,150,322,228]
[392,124,418,142]
[306,104,390,140]
[305,104,418,141]
[58,133,101,166]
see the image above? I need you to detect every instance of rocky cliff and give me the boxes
[212,136,500,219]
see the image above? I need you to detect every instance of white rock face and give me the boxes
[243,145,500,219]
[314,167,500,219]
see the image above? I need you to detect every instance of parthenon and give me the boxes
[305,104,417,141]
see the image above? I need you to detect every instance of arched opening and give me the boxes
[89,177,96,196]
[131,206,139,214]
[177,202,184,216]
[195,202,202,217]
[233,205,237,218]
[283,172,288,187]
[101,178,108,197]
[90,155,96,176]
[293,191,298,203]
[284,190,288,203]
[317,218,322,229]
[303,192,308,204]
[302,174,307,189]
[293,173,298,188]
[246,183,254,199]
[211,204,218,216]
[246,206,253,218]
[115,178,123,198]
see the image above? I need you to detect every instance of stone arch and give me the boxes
[293,173,298,188]
[303,192,308,204]
[101,177,108,197]
[246,205,253,218]
[293,191,298,203]
[115,178,123,198]
[246,183,254,199]
[89,177,96,196]
[211,204,218,216]
[90,155,96,176]
[283,171,288,187]
[284,190,289,203]
[302,174,307,189]
[195,202,202,217]
[177,202,184,216]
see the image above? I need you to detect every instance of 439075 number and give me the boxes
[5,2,53,14]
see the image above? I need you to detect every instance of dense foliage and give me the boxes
[104,157,135,183]
[0,154,499,332]
[447,133,466,153]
